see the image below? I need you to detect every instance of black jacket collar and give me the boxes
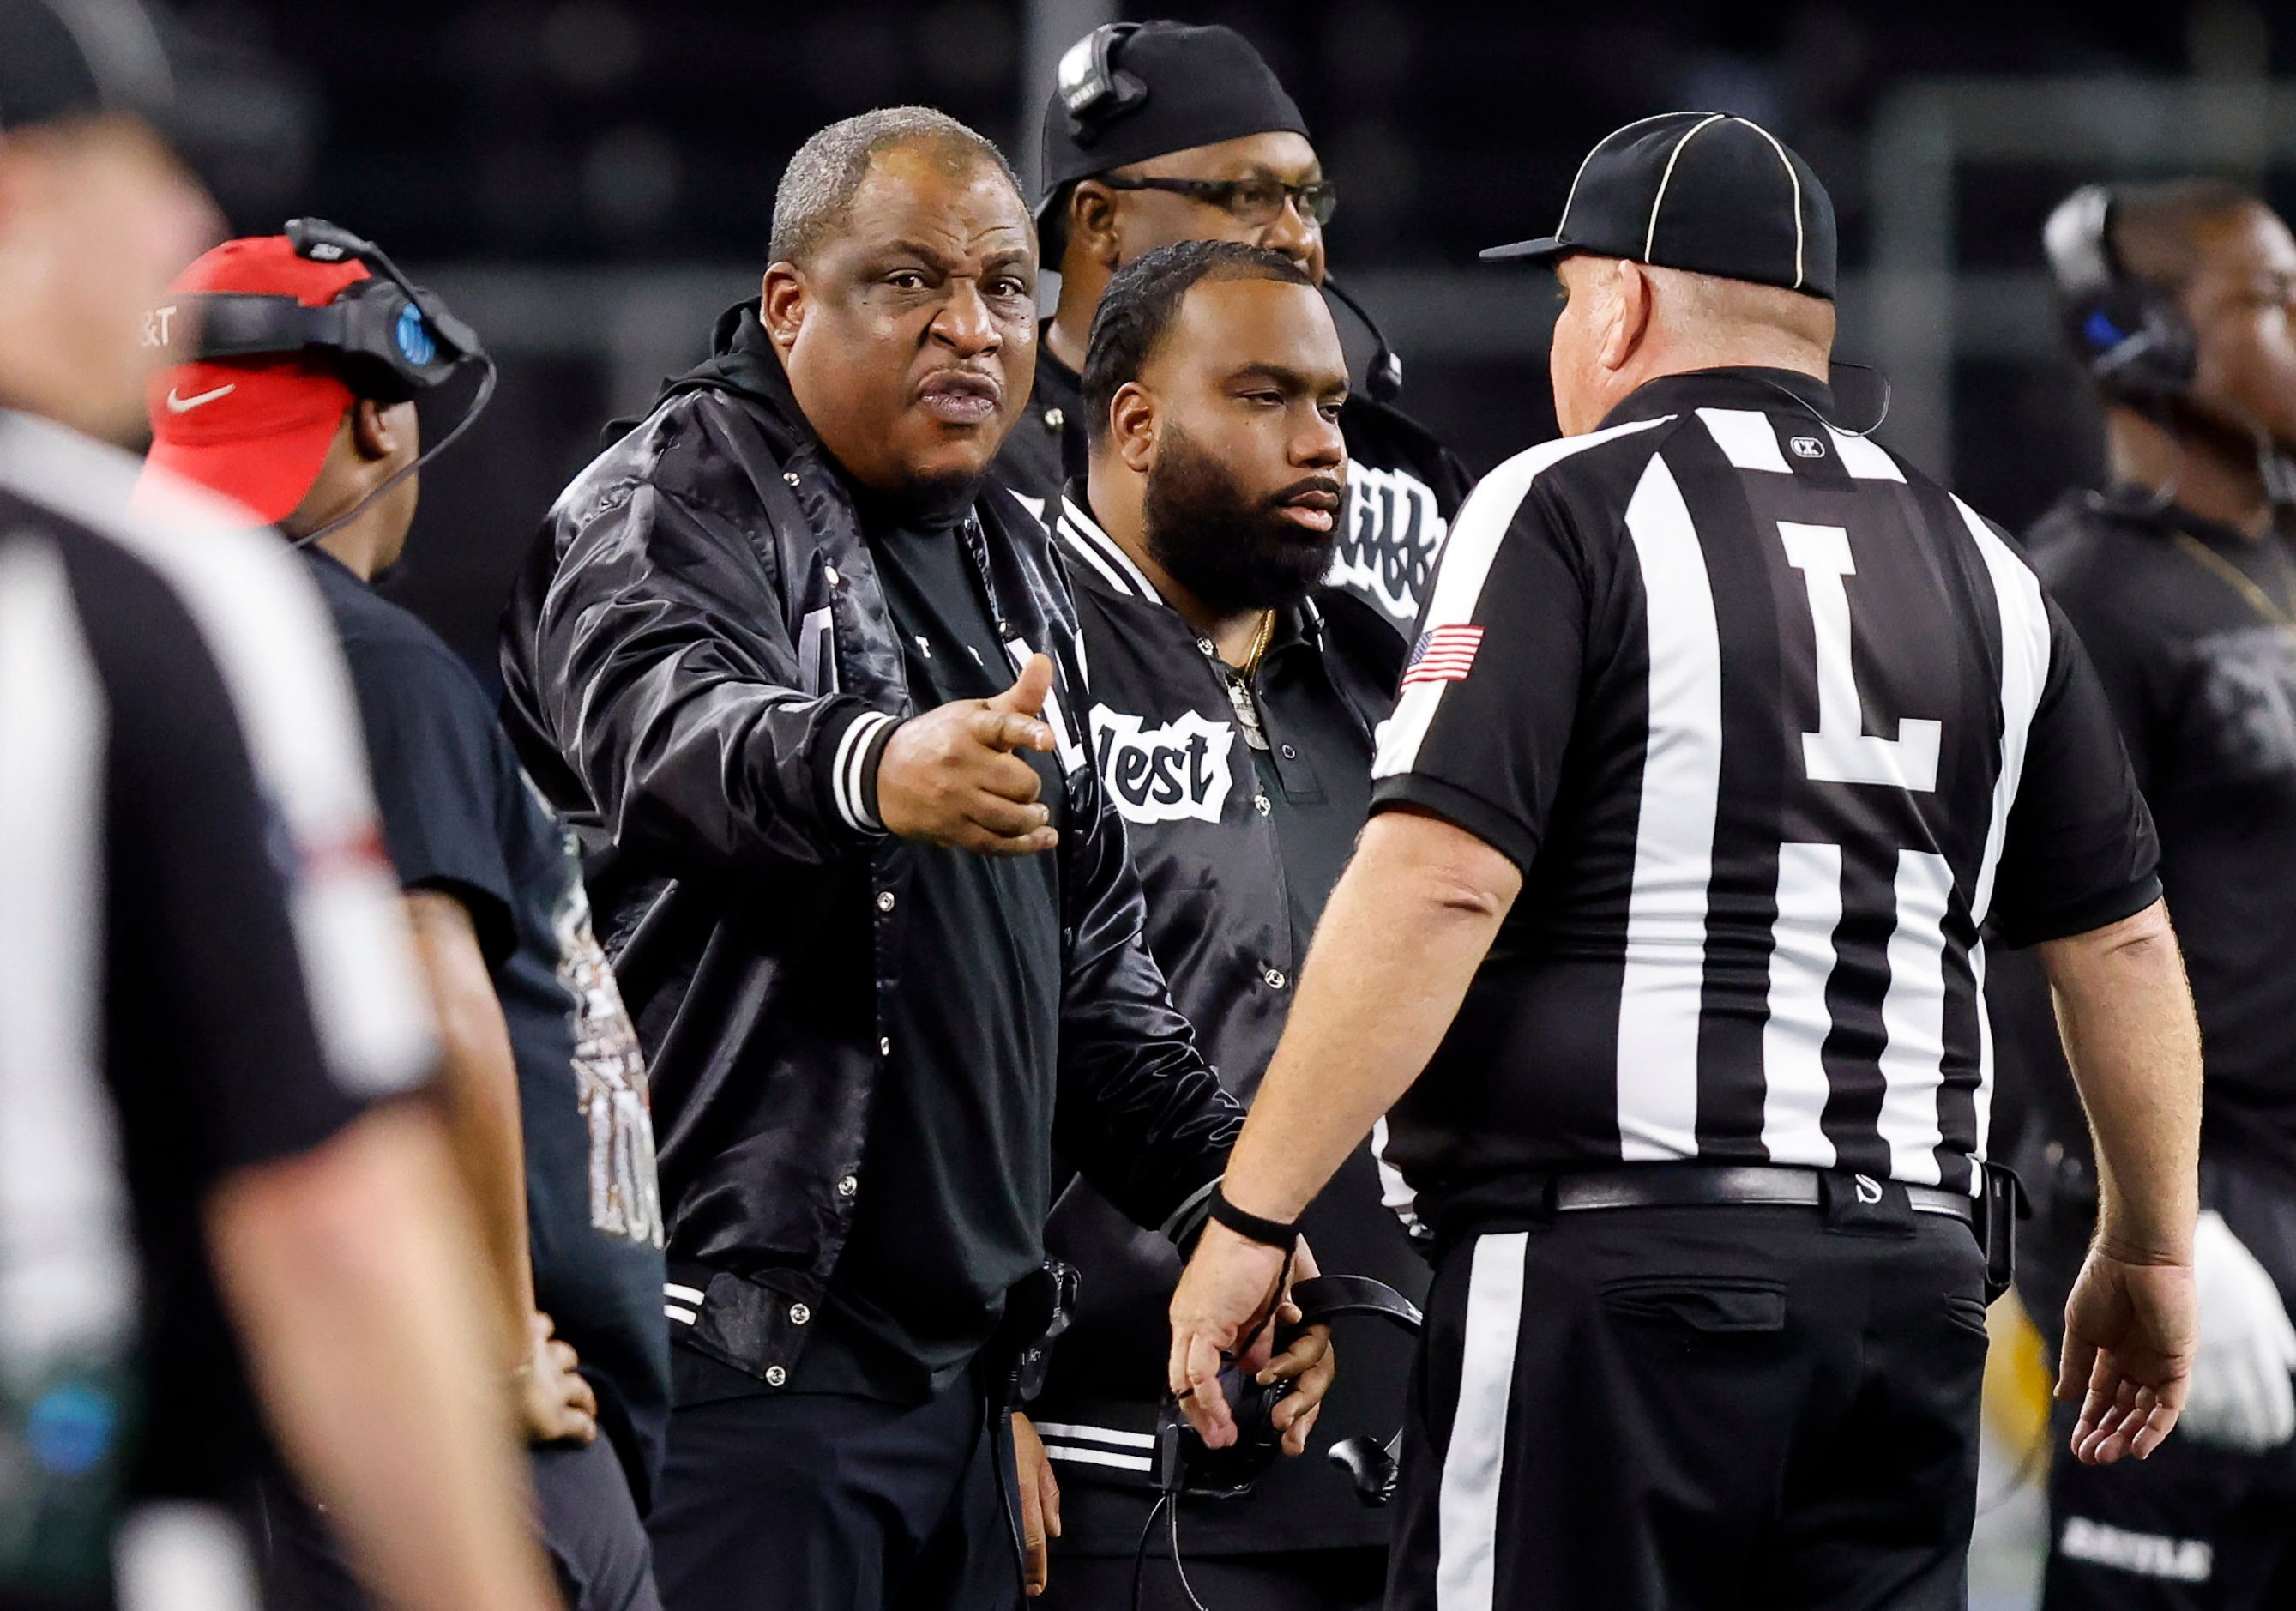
[1600,365,1838,431]
[651,300,977,531]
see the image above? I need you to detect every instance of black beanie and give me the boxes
[1036,21,1307,230]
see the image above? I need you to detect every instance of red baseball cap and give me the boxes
[137,237,372,525]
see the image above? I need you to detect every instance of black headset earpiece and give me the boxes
[168,216,484,403]
[1321,275,1404,403]
[1057,21,1147,144]
[2044,183,2198,403]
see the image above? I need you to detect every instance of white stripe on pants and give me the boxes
[1437,1232,1529,1611]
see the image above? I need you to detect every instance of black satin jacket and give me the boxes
[499,305,1243,1388]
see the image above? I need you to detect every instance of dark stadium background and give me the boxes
[172,0,2296,683]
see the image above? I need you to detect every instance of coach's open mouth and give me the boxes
[917,369,1002,425]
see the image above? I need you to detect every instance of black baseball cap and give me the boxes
[1483,112,1838,301]
[1036,21,1308,228]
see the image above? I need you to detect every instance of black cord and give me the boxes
[1751,358,1892,441]
[288,354,498,548]
[1130,1493,1168,1611]
[1166,1497,1212,1611]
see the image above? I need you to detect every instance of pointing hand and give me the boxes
[876,654,1061,855]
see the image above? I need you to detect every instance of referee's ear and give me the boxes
[1600,259,1655,375]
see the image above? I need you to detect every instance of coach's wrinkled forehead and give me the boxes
[771,106,1029,268]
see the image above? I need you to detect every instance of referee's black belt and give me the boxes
[1546,1162,1974,1222]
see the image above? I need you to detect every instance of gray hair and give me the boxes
[769,106,1025,266]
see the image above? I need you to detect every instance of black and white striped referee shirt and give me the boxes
[1371,369,2159,1214]
[0,413,431,1510]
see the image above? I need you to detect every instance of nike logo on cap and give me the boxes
[165,382,237,413]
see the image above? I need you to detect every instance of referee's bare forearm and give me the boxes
[1220,806,1522,1224]
[2040,897,2204,1264]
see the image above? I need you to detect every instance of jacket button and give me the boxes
[1263,968,1288,990]
[825,565,841,587]
[878,1036,891,1057]
[783,471,801,486]
[876,890,895,912]
[1255,794,1271,816]
[1044,407,1065,431]
[1197,638,1216,656]
[789,1302,811,1326]
[1280,744,1297,760]
[837,1174,859,1198]
[765,1365,787,1387]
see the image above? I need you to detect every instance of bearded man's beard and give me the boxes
[1140,423,1343,613]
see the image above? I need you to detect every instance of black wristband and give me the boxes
[1207,1184,1299,1251]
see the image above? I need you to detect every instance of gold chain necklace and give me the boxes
[1223,610,1279,751]
[1241,608,1277,676]
[2172,530,2296,630]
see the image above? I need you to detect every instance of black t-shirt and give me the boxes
[1371,371,2159,1219]
[2022,492,2296,1170]
[305,551,670,1502]
[794,512,1067,1400]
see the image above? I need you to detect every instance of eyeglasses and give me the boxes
[1095,175,1339,229]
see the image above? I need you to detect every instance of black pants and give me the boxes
[262,1435,660,1611]
[647,1372,1020,1611]
[1036,1546,1386,1610]
[1388,1205,1988,1611]
[2028,1154,2296,1610]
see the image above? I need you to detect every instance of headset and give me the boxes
[1055,22,1407,403]
[1057,21,1149,146]
[169,217,497,543]
[1136,1275,1423,1610]
[2043,184,2199,403]
[2044,184,2296,507]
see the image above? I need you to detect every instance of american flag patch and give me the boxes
[1402,624,1484,686]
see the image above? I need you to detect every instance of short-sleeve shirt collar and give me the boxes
[1599,365,1837,430]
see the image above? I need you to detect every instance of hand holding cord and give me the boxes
[1136,1273,1425,1611]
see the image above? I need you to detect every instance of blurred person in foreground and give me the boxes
[501,107,1317,1611]
[997,20,1470,638]
[1992,178,2296,1608]
[0,5,558,1610]
[1169,114,2202,1609]
[1025,239,1407,1610]
[136,224,671,1611]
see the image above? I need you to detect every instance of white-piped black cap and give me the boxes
[1483,111,1838,300]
